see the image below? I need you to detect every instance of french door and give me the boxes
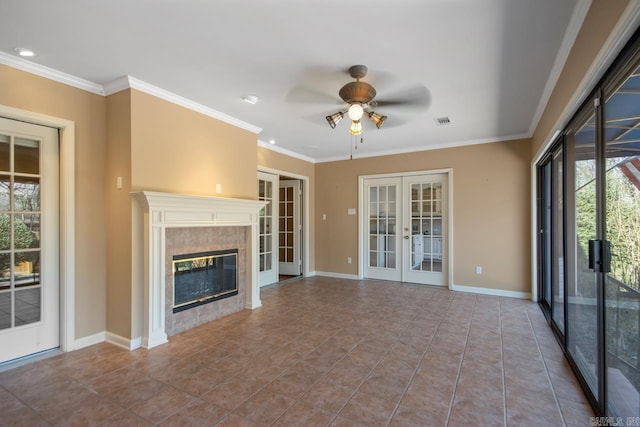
[363,173,448,285]
[278,180,301,276]
[0,117,59,364]
[257,172,277,286]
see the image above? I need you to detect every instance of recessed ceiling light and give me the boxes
[268,139,276,145]
[14,48,35,57]
[241,95,259,105]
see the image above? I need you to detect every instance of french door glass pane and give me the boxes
[0,136,42,330]
[279,186,294,263]
[368,184,396,269]
[410,182,442,272]
[257,179,273,272]
[604,64,640,417]
[567,107,599,399]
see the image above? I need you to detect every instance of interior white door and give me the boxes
[0,117,59,364]
[257,172,278,286]
[402,174,448,285]
[279,180,301,276]
[364,177,402,281]
[363,173,448,285]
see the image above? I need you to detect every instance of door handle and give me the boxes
[588,239,600,271]
[588,239,611,273]
[404,235,410,239]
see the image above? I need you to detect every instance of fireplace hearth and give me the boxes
[173,249,238,313]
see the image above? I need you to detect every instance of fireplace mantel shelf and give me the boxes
[133,191,266,349]
[133,191,266,226]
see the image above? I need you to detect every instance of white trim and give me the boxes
[102,75,130,95]
[313,271,360,280]
[258,166,312,278]
[0,52,104,95]
[0,104,76,352]
[104,76,262,135]
[74,332,105,350]
[451,284,531,300]
[257,140,316,164]
[528,0,592,136]
[105,332,142,351]
[316,133,530,163]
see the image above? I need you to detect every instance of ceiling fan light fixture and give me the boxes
[347,103,364,121]
[326,111,344,129]
[368,112,387,129]
[349,120,362,136]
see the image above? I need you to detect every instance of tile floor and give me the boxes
[0,277,594,426]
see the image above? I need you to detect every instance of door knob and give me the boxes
[404,235,410,239]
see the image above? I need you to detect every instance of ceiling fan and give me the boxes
[325,65,387,136]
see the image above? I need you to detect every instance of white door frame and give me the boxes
[358,169,453,288]
[0,104,75,353]
[258,166,311,277]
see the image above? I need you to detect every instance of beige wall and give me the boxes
[315,138,532,293]
[0,65,108,338]
[130,90,257,199]
[257,146,316,272]
[106,90,133,338]
[532,0,631,156]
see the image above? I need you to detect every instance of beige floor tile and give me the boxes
[232,388,296,425]
[272,401,335,427]
[129,384,195,423]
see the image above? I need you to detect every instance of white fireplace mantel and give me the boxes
[132,191,266,349]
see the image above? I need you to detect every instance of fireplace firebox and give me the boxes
[172,249,238,313]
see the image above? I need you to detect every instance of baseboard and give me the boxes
[313,271,360,280]
[74,331,105,350]
[105,332,142,351]
[450,284,531,300]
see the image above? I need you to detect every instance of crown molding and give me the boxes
[257,139,317,163]
[314,132,531,163]
[102,75,130,95]
[0,51,105,95]
[0,54,262,135]
[528,0,592,136]
[107,76,262,135]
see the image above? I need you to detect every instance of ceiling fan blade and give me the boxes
[375,85,431,111]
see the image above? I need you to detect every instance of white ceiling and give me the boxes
[0,0,586,162]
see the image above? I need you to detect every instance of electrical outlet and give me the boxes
[347,257,352,264]
[476,266,482,275]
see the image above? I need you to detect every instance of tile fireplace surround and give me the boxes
[133,192,266,349]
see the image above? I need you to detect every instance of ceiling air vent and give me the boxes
[435,116,451,125]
